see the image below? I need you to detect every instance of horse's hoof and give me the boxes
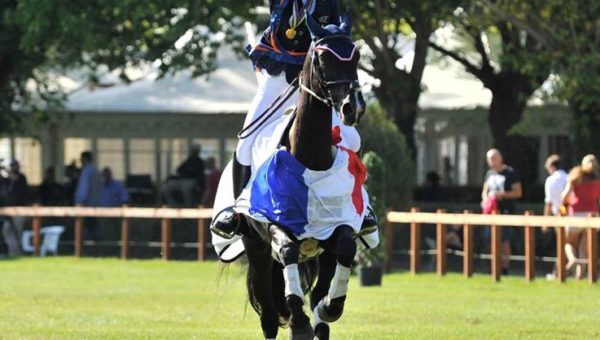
[313,323,330,340]
[315,297,344,323]
[289,323,314,340]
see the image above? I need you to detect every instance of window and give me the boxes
[97,138,125,180]
[0,138,10,175]
[14,138,42,185]
[224,139,238,166]
[64,138,92,167]
[129,139,156,180]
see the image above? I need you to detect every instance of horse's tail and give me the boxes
[246,258,319,327]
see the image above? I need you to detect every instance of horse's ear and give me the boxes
[340,11,352,35]
[305,12,325,40]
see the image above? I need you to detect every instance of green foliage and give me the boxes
[0,1,255,133]
[358,151,387,266]
[359,104,413,211]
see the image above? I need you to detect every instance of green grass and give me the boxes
[0,258,599,339]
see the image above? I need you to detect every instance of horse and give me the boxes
[235,14,368,340]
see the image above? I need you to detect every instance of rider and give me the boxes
[211,0,376,237]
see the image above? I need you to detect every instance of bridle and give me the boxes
[299,35,361,109]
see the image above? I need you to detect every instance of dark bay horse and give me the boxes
[240,15,366,340]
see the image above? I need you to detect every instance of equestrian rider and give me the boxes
[211,0,376,237]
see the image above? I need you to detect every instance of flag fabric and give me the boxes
[248,146,368,240]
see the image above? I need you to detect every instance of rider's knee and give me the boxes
[279,243,299,266]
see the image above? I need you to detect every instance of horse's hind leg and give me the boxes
[269,225,313,339]
[242,234,279,339]
[314,225,356,323]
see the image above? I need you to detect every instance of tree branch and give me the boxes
[429,40,490,85]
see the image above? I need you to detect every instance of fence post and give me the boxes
[463,210,473,278]
[556,227,566,283]
[74,216,83,258]
[121,207,130,260]
[161,206,171,261]
[410,207,421,275]
[198,205,206,261]
[491,211,501,282]
[384,209,394,273]
[524,211,535,282]
[588,213,598,284]
[32,204,42,257]
[436,209,447,277]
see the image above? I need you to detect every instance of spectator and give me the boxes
[544,155,569,217]
[39,166,64,206]
[100,167,129,207]
[1,160,29,256]
[75,151,102,240]
[164,145,205,206]
[481,149,522,275]
[541,154,568,280]
[561,154,600,279]
[202,157,222,207]
[63,163,80,206]
[423,171,444,202]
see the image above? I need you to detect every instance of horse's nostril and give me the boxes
[341,101,355,117]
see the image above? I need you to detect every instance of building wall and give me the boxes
[1,111,245,185]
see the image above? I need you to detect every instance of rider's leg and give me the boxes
[210,72,298,238]
[335,117,378,229]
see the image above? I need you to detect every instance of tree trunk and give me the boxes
[487,76,540,191]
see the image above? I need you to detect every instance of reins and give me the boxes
[237,77,299,139]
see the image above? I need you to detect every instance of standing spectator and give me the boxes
[100,167,129,207]
[63,163,80,206]
[164,145,205,206]
[1,160,29,256]
[481,149,523,275]
[561,154,600,279]
[75,151,102,240]
[39,166,64,206]
[202,157,222,207]
[541,154,568,280]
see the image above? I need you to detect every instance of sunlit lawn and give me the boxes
[0,257,599,339]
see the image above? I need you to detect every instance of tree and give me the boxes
[429,1,551,183]
[347,0,461,159]
[480,0,600,159]
[0,0,254,133]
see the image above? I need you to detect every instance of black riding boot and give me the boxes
[361,205,378,231]
[210,152,251,239]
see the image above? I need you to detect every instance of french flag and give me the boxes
[249,146,368,240]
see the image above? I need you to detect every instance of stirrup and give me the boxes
[210,209,240,239]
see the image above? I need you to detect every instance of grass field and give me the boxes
[0,258,599,339]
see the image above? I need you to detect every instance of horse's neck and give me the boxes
[289,80,333,171]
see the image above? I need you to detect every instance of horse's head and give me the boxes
[304,14,365,126]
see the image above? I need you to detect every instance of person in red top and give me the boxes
[561,154,600,278]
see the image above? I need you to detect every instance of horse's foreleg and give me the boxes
[315,225,356,323]
[269,225,313,339]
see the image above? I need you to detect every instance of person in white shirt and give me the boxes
[544,154,569,217]
[542,154,568,280]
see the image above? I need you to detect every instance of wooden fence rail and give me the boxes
[0,206,213,261]
[386,209,600,284]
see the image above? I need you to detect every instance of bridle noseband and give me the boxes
[299,35,360,108]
